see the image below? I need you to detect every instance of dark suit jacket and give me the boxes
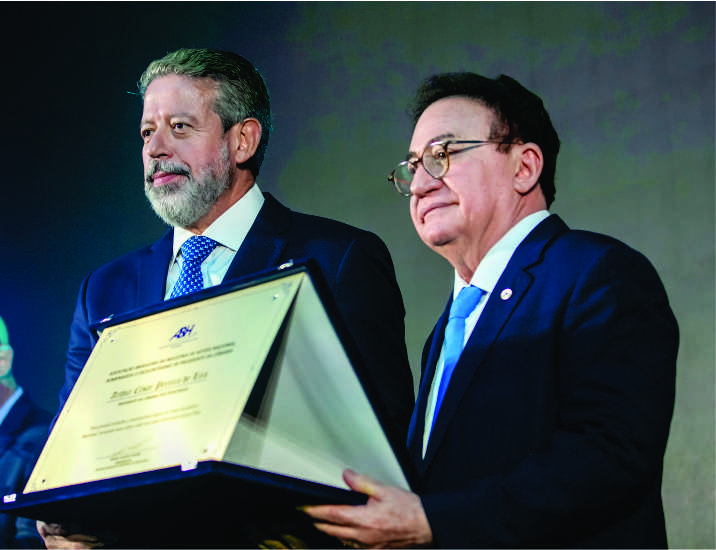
[0,392,51,548]
[407,214,678,548]
[59,192,414,447]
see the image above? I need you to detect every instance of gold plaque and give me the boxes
[25,269,408,495]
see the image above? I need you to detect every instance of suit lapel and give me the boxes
[222,193,291,283]
[420,215,569,470]
[137,229,173,308]
[407,298,451,467]
[421,268,535,467]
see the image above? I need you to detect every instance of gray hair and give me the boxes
[138,48,272,177]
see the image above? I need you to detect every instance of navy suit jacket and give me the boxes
[59,193,414,447]
[0,392,51,548]
[407,215,678,548]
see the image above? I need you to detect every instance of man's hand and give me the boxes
[36,520,114,549]
[302,469,433,549]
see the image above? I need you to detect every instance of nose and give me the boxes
[409,163,441,197]
[144,128,172,159]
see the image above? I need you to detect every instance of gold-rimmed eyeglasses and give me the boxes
[387,139,504,197]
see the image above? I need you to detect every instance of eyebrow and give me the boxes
[406,133,456,159]
[140,112,201,128]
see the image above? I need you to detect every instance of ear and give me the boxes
[227,118,262,166]
[512,142,543,196]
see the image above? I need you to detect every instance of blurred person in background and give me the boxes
[0,316,51,548]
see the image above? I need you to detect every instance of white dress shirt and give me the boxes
[164,184,265,300]
[423,210,550,456]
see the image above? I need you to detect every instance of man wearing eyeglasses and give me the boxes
[0,316,51,548]
[304,73,678,548]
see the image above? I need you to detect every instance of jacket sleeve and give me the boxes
[330,231,415,451]
[55,273,94,423]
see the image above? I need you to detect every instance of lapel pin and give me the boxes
[500,288,513,300]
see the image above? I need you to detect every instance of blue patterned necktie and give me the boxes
[170,236,218,298]
[432,285,485,428]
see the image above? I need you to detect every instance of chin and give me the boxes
[419,226,454,250]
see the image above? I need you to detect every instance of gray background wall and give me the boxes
[0,2,712,547]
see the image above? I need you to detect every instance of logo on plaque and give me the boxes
[169,324,196,346]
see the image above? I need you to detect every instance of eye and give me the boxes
[140,128,153,140]
[428,143,448,161]
[172,121,190,132]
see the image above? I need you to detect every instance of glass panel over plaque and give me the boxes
[26,273,304,493]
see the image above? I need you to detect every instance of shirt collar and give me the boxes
[172,183,265,259]
[454,210,550,298]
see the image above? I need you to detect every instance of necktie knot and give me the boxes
[449,285,484,320]
[180,236,218,263]
[170,236,218,298]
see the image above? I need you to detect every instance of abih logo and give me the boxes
[169,323,196,346]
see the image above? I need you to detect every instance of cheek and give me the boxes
[409,198,422,229]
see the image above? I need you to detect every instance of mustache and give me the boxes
[145,160,192,184]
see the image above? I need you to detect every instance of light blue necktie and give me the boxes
[170,236,218,298]
[432,285,485,428]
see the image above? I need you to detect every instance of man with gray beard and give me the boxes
[37,48,414,549]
